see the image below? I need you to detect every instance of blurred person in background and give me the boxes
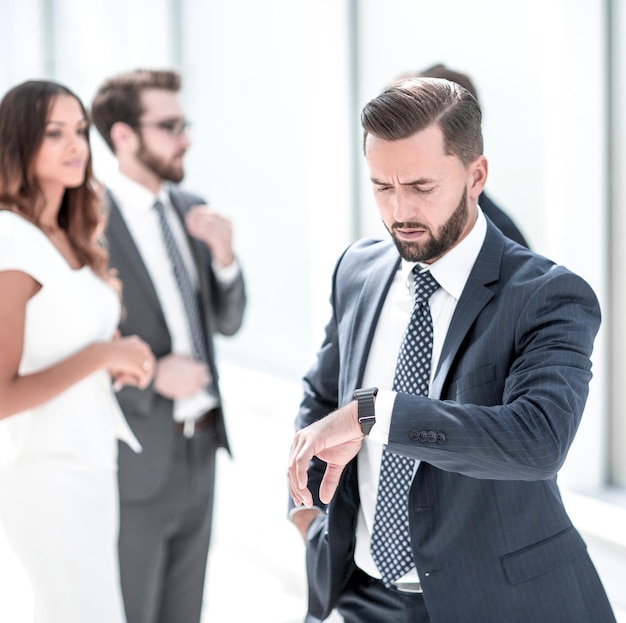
[0,79,154,623]
[91,68,246,623]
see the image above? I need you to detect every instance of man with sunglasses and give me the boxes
[91,69,246,623]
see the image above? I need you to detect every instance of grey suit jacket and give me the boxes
[296,221,616,623]
[103,187,246,501]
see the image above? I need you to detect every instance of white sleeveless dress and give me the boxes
[0,211,139,623]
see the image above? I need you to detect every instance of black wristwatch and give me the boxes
[353,387,378,435]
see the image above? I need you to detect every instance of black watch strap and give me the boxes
[354,387,378,435]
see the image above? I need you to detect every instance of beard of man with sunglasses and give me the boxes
[91,69,247,623]
[134,112,189,185]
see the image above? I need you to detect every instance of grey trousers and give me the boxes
[118,429,218,623]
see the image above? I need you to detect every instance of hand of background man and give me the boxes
[153,353,213,399]
[185,205,235,268]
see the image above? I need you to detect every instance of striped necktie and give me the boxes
[153,199,210,364]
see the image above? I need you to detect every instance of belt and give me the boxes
[392,581,423,594]
[175,408,218,438]
[354,568,424,595]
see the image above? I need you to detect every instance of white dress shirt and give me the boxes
[106,170,237,423]
[354,208,487,582]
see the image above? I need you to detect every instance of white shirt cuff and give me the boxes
[368,389,396,445]
[212,258,240,284]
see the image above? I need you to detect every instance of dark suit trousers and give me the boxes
[333,568,431,623]
[118,426,218,623]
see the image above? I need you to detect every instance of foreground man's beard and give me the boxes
[388,189,469,263]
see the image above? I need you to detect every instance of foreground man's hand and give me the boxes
[287,400,364,508]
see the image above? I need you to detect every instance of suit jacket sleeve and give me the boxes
[202,257,246,337]
[388,263,601,481]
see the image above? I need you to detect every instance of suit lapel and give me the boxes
[105,190,165,318]
[431,223,504,398]
[346,244,400,395]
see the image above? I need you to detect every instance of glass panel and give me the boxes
[609,0,626,487]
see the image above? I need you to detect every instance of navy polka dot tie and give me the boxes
[370,268,440,586]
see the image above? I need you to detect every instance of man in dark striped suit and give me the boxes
[287,77,615,623]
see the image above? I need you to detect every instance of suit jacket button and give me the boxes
[436,432,446,444]
[409,430,420,441]
[427,431,437,443]
[418,430,428,442]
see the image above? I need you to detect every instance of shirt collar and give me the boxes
[108,169,170,215]
[400,207,487,301]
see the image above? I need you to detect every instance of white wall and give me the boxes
[179,0,354,377]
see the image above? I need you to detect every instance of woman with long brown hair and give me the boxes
[0,80,154,622]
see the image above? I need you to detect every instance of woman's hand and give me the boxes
[106,333,155,391]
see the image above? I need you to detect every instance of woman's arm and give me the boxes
[0,270,154,420]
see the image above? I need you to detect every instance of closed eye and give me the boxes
[413,186,435,194]
[374,184,394,193]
